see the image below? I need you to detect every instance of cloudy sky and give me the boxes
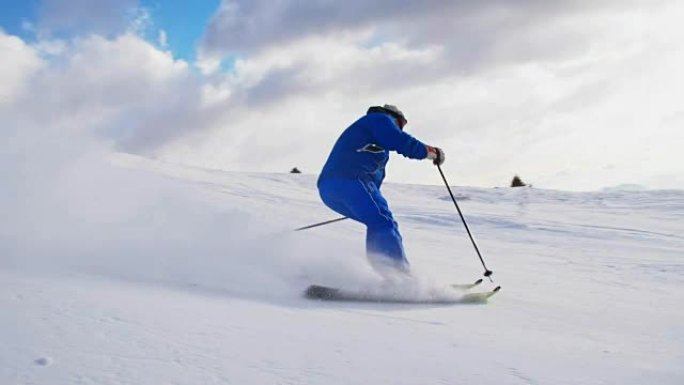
[1,0,682,191]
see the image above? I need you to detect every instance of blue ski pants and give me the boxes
[318,178,407,266]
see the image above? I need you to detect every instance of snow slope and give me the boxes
[1,154,683,385]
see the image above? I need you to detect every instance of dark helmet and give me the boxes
[367,104,407,126]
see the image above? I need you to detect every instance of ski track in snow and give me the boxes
[1,154,683,385]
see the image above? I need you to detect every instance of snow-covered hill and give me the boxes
[2,154,682,385]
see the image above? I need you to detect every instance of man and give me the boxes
[317,104,445,275]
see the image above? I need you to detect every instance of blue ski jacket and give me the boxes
[318,112,428,187]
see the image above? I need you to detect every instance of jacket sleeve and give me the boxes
[368,114,428,160]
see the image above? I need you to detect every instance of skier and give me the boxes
[317,104,445,275]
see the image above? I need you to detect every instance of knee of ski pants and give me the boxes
[318,179,356,219]
[318,178,398,230]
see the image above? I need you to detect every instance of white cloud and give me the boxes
[0,33,43,101]
[1,31,200,151]
[200,0,667,73]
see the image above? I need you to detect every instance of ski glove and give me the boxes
[426,146,445,166]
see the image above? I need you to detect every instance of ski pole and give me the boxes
[295,217,348,231]
[436,164,494,280]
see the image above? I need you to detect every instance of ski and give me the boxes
[304,284,500,304]
[458,285,501,303]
